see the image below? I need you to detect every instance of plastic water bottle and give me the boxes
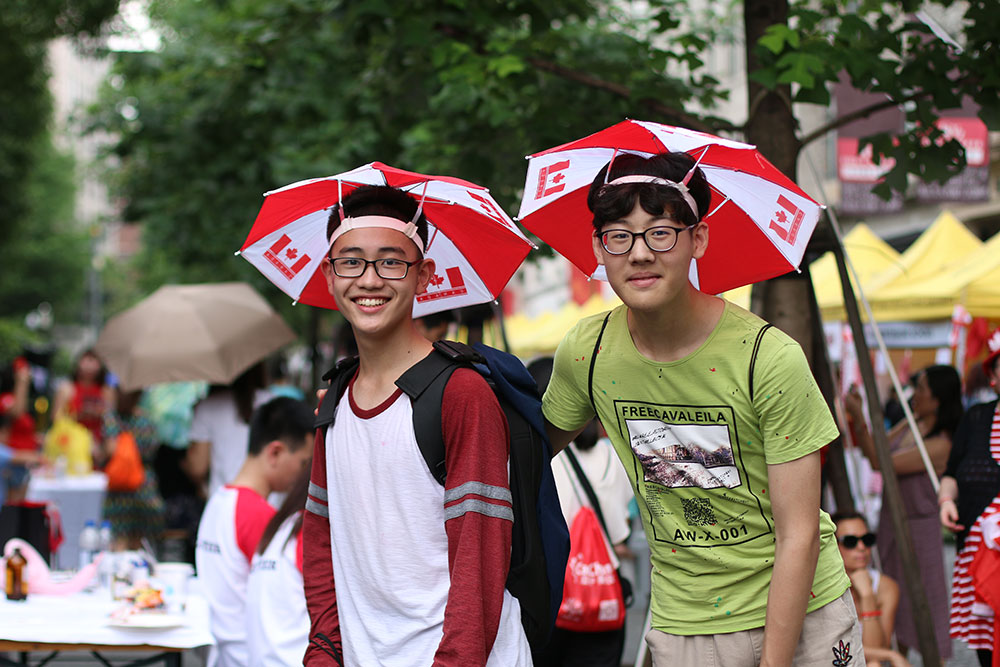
[78,520,99,570]
[97,520,113,588]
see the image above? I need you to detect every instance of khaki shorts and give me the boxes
[646,590,863,666]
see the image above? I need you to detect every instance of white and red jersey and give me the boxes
[248,513,307,667]
[303,367,531,667]
[196,485,275,667]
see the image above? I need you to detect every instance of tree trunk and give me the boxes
[743,4,941,664]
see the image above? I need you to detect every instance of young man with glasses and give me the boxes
[302,185,531,666]
[541,152,860,666]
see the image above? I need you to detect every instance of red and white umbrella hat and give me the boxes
[517,120,825,295]
[239,162,534,317]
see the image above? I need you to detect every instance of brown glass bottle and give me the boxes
[5,548,28,601]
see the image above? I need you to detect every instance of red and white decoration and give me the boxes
[240,162,534,317]
[517,120,825,294]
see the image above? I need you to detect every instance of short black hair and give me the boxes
[325,185,429,253]
[247,397,314,456]
[587,152,711,230]
[418,309,457,330]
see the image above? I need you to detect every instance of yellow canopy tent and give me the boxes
[507,283,752,357]
[506,293,622,357]
[820,211,983,321]
[865,228,1000,321]
[813,223,902,321]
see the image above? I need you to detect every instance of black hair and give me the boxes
[587,152,711,230]
[325,185,429,254]
[204,361,268,425]
[418,309,457,330]
[526,356,554,395]
[247,396,314,456]
[920,364,963,438]
[830,511,868,528]
[256,465,309,555]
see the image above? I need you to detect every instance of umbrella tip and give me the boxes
[234,250,241,256]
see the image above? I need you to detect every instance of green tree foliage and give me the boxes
[0,137,90,357]
[752,0,1000,194]
[89,0,732,295]
[0,0,120,240]
[90,0,998,299]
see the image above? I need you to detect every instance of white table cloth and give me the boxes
[0,587,214,649]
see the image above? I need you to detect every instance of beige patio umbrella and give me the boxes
[94,282,297,391]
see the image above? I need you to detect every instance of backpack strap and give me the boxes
[748,323,774,403]
[395,341,478,485]
[315,356,360,430]
[587,312,613,416]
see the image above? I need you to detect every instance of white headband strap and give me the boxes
[328,215,425,254]
[606,175,700,220]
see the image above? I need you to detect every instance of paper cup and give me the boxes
[155,562,193,613]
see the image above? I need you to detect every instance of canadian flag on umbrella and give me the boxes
[517,120,826,294]
[239,162,533,316]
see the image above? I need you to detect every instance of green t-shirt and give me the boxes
[542,302,849,635]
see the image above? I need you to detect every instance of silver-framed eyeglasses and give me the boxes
[598,225,695,255]
[328,257,419,280]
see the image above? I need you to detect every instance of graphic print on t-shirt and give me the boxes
[622,402,740,489]
[613,400,772,549]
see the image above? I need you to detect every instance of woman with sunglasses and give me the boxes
[845,365,962,661]
[833,512,910,667]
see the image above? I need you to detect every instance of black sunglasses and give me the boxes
[838,533,876,549]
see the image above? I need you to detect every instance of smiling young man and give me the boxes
[302,185,531,667]
[541,152,860,666]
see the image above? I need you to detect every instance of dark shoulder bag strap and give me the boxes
[565,445,634,606]
[587,312,614,416]
[748,323,774,403]
[564,447,612,541]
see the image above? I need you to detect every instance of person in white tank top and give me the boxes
[248,468,310,666]
[833,512,909,667]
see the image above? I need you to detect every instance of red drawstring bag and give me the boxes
[555,505,626,632]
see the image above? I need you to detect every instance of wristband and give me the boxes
[860,610,882,618]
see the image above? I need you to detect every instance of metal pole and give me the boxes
[829,220,941,666]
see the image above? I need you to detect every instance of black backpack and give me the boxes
[314,340,570,650]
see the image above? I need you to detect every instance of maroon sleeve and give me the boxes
[234,489,276,564]
[432,369,513,667]
[303,428,343,666]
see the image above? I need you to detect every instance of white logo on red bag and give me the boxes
[768,195,804,245]
[535,160,570,199]
[417,267,468,303]
[264,234,311,280]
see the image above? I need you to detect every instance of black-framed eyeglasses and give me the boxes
[597,225,695,255]
[328,257,419,280]
[838,533,876,549]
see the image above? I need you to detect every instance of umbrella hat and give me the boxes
[517,120,825,294]
[94,282,296,392]
[240,162,534,317]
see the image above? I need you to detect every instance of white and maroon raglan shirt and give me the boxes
[248,513,307,666]
[196,485,275,667]
[303,368,532,667]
